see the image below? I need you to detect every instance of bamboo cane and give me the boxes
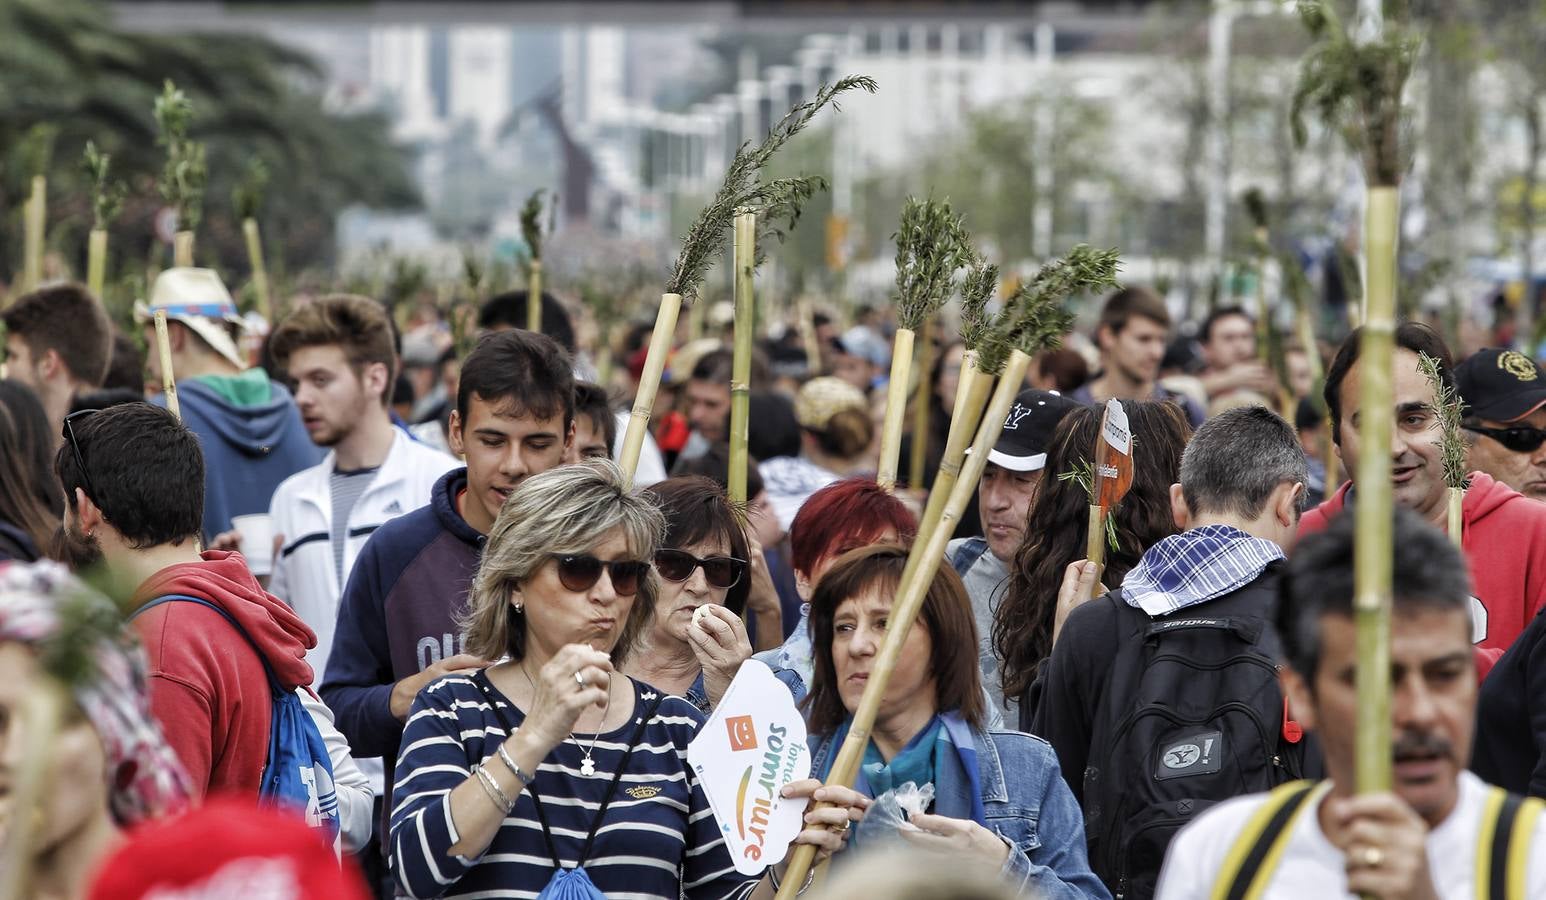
[87,229,108,300]
[775,348,1033,900]
[729,211,756,505]
[243,218,273,322]
[798,295,822,375]
[527,260,543,333]
[1353,185,1399,799]
[1447,488,1463,548]
[913,358,994,547]
[1086,505,1106,579]
[173,231,195,268]
[153,310,183,421]
[909,319,934,490]
[0,679,67,900]
[618,294,682,487]
[688,289,708,342]
[23,176,45,292]
[875,327,917,491]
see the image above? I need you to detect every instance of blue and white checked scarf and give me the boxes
[1121,524,1285,616]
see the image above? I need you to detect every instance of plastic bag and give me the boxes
[536,866,606,899]
[866,781,936,835]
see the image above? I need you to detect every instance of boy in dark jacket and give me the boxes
[1031,405,1308,899]
[320,330,574,835]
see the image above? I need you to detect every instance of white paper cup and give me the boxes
[231,514,274,576]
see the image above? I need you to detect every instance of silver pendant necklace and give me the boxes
[522,664,609,776]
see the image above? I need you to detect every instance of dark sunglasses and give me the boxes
[653,548,747,590]
[62,409,101,502]
[553,554,650,596]
[1464,422,1546,454]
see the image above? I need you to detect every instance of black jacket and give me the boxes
[1472,606,1546,797]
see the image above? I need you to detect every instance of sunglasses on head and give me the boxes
[653,548,747,590]
[1464,422,1546,454]
[62,409,101,502]
[553,554,650,596]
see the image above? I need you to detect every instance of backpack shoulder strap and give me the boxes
[131,594,284,696]
[1476,785,1546,900]
[1209,780,1320,900]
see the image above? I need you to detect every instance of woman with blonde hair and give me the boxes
[390,460,868,899]
[761,376,876,532]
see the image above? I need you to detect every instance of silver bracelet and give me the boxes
[767,866,815,896]
[495,744,534,788]
[473,764,514,813]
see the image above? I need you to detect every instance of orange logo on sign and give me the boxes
[726,715,757,751]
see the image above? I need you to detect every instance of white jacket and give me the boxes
[267,429,458,685]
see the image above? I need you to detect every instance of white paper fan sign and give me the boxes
[687,659,811,875]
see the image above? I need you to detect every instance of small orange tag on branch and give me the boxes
[1095,398,1134,511]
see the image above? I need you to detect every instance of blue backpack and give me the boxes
[134,594,340,840]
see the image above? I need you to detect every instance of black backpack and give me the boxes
[1081,565,1311,900]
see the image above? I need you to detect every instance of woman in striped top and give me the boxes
[391,460,868,899]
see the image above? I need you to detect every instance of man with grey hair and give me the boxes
[1029,404,1312,899]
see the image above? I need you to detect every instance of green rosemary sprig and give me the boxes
[82,141,126,232]
[232,158,269,223]
[18,123,58,180]
[1058,459,1121,552]
[751,176,829,268]
[520,189,547,262]
[1290,0,1420,187]
[893,197,972,332]
[959,256,997,353]
[154,80,207,232]
[665,75,877,303]
[1417,351,1469,491]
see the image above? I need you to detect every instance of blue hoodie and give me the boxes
[154,375,322,540]
[320,468,483,806]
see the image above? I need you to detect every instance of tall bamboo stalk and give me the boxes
[1353,185,1398,798]
[909,319,934,490]
[173,232,195,268]
[527,261,544,332]
[87,230,108,299]
[22,176,45,292]
[153,310,183,421]
[798,294,822,374]
[243,219,273,320]
[728,211,757,505]
[619,295,680,486]
[619,75,876,486]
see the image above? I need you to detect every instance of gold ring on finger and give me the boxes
[1359,846,1383,868]
[575,671,586,689]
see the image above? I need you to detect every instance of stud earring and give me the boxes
[513,602,524,614]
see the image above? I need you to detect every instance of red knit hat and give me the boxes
[88,796,370,900]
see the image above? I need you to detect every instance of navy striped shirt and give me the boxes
[391,673,761,899]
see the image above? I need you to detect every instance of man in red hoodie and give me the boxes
[1300,322,1546,663]
[55,401,318,796]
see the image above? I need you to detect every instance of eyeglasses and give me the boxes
[62,409,101,502]
[553,554,650,596]
[653,549,747,590]
[1464,422,1546,454]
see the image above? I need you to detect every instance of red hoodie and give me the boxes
[130,551,316,800]
[1300,472,1546,667]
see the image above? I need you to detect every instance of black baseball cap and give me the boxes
[983,389,1082,472]
[1454,349,1546,423]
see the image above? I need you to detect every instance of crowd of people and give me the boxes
[2,264,1546,900]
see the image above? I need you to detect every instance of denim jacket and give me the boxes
[808,724,1111,900]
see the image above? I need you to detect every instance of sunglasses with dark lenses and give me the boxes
[653,549,748,590]
[553,554,651,596]
[62,409,101,502]
[1465,423,1546,454]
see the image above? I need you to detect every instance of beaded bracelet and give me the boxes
[473,764,514,813]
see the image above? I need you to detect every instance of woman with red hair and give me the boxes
[754,477,917,700]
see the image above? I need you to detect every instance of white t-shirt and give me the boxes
[1155,772,1546,899]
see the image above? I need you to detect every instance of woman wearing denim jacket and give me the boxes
[804,544,1110,899]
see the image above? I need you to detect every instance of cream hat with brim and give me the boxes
[134,268,247,370]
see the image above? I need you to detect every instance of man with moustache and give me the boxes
[320,329,574,851]
[1157,509,1546,899]
[1300,324,1546,662]
[1455,348,1546,502]
[949,388,1079,719]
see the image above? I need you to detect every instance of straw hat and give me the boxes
[133,268,246,370]
[795,376,868,431]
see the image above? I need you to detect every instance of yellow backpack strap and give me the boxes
[1476,788,1546,900]
[1209,780,1320,900]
